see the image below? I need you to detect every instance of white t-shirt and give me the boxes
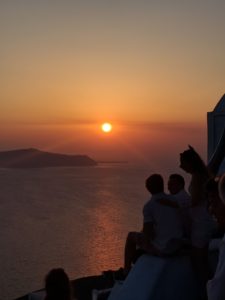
[168,189,191,208]
[207,234,225,300]
[167,189,192,237]
[143,192,183,254]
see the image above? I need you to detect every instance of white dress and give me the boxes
[108,254,199,300]
[207,234,225,300]
[189,178,215,248]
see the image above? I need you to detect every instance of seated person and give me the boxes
[157,174,191,237]
[124,174,184,275]
[206,175,225,300]
[45,268,72,300]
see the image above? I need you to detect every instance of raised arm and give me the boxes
[208,127,225,175]
[156,198,179,208]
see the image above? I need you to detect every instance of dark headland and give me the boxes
[0,148,97,168]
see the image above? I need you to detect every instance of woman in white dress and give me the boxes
[180,127,225,299]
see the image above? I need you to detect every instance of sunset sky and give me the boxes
[1,1,225,169]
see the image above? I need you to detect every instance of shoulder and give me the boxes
[153,192,168,200]
[178,189,191,199]
[143,198,152,210]
[143,194,163,214]
[143,198,154,212]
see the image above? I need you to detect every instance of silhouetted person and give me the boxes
[178,125,225,300]
[206,176,225,300]
[45,268,72,300]
[157,173,191,237]
[123,174,183,275]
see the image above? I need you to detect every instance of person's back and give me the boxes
[143,191,183,254]
[143,174,184,254]
[168,174,191,237]
[124,174,184,275]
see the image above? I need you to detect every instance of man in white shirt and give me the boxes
[123,174,183,275]
[155,174,191,238]
[167,174,191,208]
[207,176,225,300]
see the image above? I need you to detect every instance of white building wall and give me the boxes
[207,94,225,173]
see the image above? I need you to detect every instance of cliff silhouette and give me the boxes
[0,148,97,168]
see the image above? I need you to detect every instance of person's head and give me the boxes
[145,174,164,195]
[206,177,225,230]
[168,174,185,195]
[179,145,207,174]
[45,268,71,300]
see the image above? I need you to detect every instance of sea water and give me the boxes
[0,164,189,300]
[0,164,158,300]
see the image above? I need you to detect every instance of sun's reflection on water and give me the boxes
[82,189,126,274]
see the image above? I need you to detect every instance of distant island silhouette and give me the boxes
[0,148,97,168]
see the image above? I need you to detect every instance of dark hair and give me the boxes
[205,178,219,193]
[169,174,185,188]
[180,145,208,174]
[145,174,164,194]
[45,268,71,300]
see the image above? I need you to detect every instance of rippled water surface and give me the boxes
[0,164,153,300]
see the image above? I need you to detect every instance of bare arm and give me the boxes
[190,175,206,206]
[208,127,225,175]
[156,198,179,208]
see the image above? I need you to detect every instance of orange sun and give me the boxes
[101,122,112,133]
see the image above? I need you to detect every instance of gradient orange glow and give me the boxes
[0,1,225,166]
